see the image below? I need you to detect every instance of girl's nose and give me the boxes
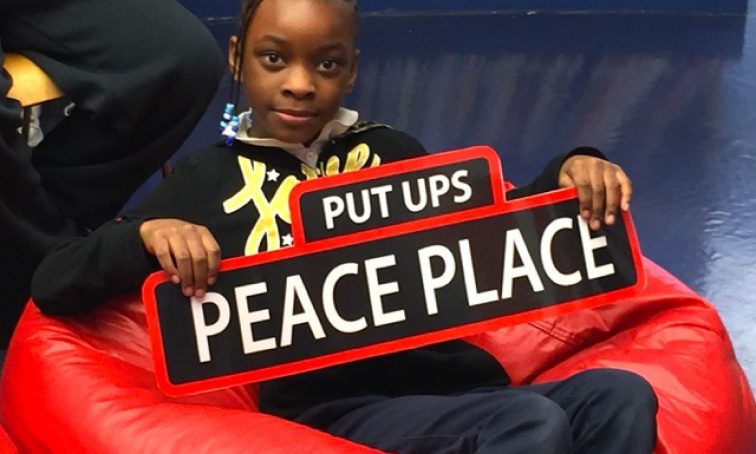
[282,65,316,99]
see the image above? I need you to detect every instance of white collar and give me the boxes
[235,108,359,168]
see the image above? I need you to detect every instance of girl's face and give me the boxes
[230,0,359,144]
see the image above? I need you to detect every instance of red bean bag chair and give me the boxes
[1,257,754,453]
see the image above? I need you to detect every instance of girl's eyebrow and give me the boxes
[318,43,348,53]
[257,34,289,45]
[256,34,348,52]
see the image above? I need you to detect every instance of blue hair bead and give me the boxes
[220,103,240,147]
[219,103,235,131]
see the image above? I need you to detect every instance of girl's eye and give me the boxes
[263,53,283,65]
[319,59,340,71]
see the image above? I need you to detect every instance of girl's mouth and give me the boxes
[274,109,316,126]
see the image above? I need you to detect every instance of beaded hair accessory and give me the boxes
[219,102,240,147]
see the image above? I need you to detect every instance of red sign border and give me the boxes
[142,147,645,397]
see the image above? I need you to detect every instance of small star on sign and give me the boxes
[282,234,294,247]
[267,168,281,182]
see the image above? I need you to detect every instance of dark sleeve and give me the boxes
[506,146,606,200]
[30,158,199,315]
[364,128,428,163]
[387,130,429,160]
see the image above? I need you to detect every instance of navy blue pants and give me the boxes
[313,369,657,454]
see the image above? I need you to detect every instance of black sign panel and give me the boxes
[295,157,498,241]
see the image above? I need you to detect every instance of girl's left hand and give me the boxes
[558,155,633,231]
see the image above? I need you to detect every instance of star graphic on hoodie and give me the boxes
[267,168,280,182]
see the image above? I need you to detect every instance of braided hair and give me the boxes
[228,0,359,111]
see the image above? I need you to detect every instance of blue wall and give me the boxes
[180,0,748,20]
[358,1,748,14]
[180,1,236,19]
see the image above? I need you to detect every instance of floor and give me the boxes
[144,6,756,389]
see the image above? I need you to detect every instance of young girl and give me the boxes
[31,0,655,452]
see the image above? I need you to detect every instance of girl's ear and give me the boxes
[228,35,242,81]
[346,49,360,93]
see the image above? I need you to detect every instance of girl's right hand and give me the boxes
[139,219,221,298]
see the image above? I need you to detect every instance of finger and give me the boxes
[603,171,621,225]
[590,164,606,230]
[558,171,575,190]
[617,170,633,211]
[575,177,593,222]
[168,235,195,297]
[152,235,180,284]
[201,228,222,286]
[183,225,209,298]
[558,155,582,189]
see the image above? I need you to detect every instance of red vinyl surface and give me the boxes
[0,424,16,454]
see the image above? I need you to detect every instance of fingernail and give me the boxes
[582,209,591,219]
[195,289,206,299]
[606,214,615,224]
[591,219,601,230]
[183,286,193,297]
[208,277,217,285]
[171,275,180,284]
